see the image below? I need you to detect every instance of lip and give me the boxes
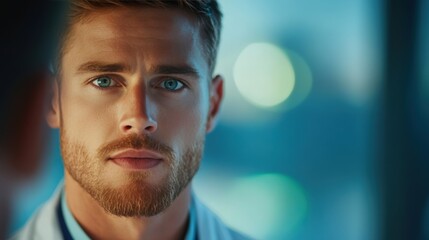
[109,149,163,170]
[110,149,164,160]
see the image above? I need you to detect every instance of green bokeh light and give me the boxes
[233,43,296,108]
[195,172,308,239]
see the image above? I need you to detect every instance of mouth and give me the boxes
[109,149,163,170]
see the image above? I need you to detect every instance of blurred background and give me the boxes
[7,0,428,239]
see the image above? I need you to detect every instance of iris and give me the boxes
[162,79,182,91]
[96,77,113,88]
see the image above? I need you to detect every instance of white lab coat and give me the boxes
[11,184,249,240]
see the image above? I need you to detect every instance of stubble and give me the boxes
[61,131,203,217]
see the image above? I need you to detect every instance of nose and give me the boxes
[119,86,158,134]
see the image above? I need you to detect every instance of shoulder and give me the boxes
[9,184,64,240]
[192,195,253,240]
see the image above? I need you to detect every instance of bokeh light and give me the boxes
[279,50,313,112]
[194,172,308,239]
[233,42,295,108]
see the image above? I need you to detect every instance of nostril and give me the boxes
[120,119,157,133]
[145,126,155,132]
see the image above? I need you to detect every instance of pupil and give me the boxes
[98,78,110,87]
[166,80,177,89]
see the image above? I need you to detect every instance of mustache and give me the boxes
[97,133,175,162]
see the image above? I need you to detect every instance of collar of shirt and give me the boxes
[61,191,197,240]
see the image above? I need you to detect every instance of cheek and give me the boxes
[59,80,118,148]
[155,87,210,149]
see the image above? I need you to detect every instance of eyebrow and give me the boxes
[149,65,199,77]
[77,61,199,77]
[77,61,130,73]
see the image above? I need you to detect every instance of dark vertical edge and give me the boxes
[380,0,427,239]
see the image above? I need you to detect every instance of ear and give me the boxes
[46,79,60,128]
[206,75,224,132]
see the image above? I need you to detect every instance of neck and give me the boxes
[64,172,191,240]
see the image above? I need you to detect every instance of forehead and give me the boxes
[63,7,208,76]
[77,7,197,42]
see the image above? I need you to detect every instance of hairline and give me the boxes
[57,6,217,79]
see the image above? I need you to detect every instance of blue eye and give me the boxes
[92,76,115,88]
[161,79,184,91]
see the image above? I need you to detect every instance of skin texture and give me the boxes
[47,7,223,240]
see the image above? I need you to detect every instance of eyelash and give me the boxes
[157,78,187,92]
[88,75,189,92]
[89,75,122,89]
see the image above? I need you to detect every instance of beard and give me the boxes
[60,131,203,217]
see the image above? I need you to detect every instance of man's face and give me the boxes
[48,7,222,216]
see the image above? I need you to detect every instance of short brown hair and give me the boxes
[55,0,222,76]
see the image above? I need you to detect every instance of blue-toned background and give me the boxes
[9,0,428,239]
